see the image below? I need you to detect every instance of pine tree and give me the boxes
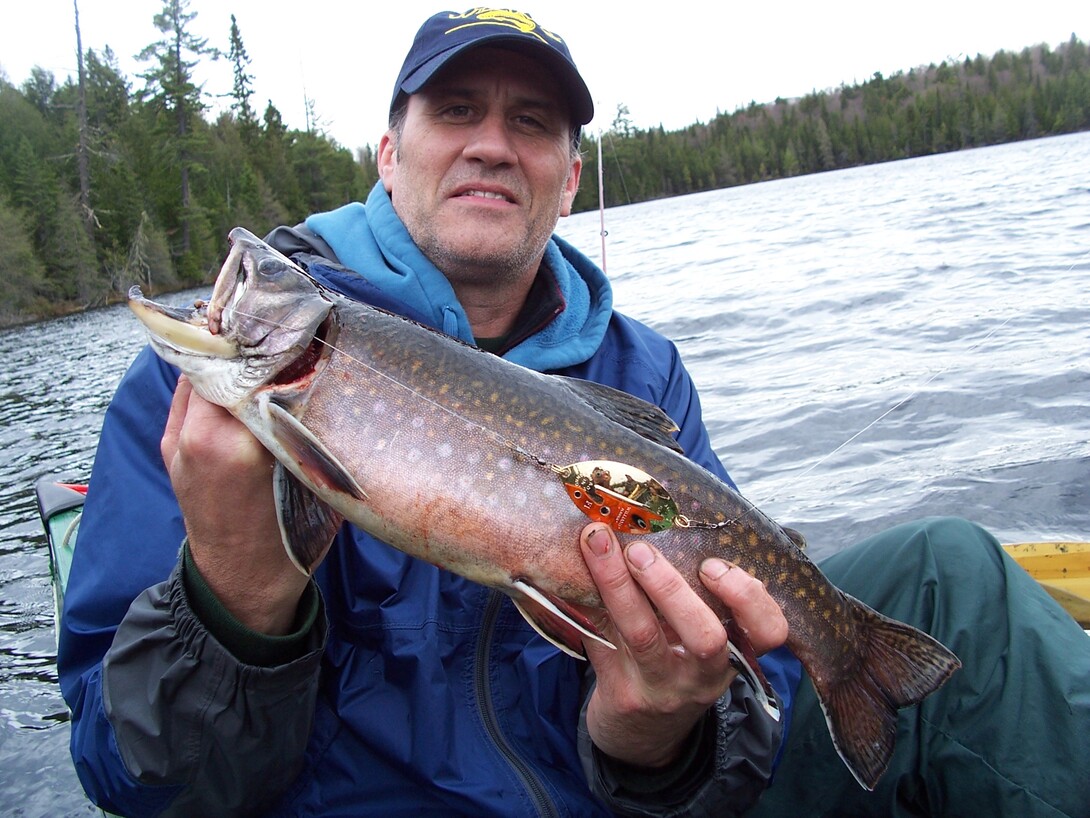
[136,0,220,274]
[228,14,258,144]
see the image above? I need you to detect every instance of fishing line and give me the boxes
[212,244,1089,535]
[758,246,1090,507]
[216,302,742,534]
[220,304,565,473]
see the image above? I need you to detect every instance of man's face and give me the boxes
[378,47,582,289]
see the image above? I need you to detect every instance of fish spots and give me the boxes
[437,442,453,459]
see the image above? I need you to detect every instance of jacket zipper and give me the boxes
[475,590,562,818]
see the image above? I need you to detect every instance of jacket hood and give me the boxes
[304,183,613,372]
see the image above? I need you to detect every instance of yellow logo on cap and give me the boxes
[445,8,564,46]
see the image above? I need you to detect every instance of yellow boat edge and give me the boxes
[1003,542,1090,629]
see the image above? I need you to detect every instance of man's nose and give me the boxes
[462,112,518,166]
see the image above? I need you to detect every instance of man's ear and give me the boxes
[560,154,583,217]
[378,131,397,193]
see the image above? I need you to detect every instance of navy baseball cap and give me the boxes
[391,9,594,127]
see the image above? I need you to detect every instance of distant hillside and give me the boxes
[576,35,1088,210]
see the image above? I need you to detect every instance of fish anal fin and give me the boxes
[264,400,366,502]
[809,597,961,790]
[725,618,781,721]
[274,463,344,575]
[510,579,616,658]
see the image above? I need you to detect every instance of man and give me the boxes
[59,8,1090,818]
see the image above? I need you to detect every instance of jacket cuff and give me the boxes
[181,539,322,667]
[579,674,783,817]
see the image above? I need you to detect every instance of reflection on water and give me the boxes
[2,132,1088,813]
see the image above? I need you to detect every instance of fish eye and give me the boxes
[257,257,283,278]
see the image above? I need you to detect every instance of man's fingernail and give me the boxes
[587,526,611,557]
[701,558,731,580]
[626,541,655,570]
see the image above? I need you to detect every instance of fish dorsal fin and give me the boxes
[556,377,684,454]
[273,463,344,576]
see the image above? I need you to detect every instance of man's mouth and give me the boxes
[456,188,514,203]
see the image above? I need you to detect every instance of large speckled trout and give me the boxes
[129,227,959,789]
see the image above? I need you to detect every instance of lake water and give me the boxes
[1,131,1087,814]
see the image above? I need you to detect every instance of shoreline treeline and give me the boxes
[0,2,1086,326]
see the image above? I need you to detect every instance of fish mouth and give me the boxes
[129,283,335,391]
[128,287,237,358]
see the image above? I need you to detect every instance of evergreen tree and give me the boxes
[0,193,48,321]
[136,0,220,276]
[228,14,258,144]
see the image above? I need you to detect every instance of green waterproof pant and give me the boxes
[745,517,1090,818]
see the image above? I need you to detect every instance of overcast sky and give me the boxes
[2,0,1085,151]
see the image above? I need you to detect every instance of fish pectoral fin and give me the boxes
[510,580,616,659]
[554,376,684,454]
[274,463,344,576]
[264,400,367,502]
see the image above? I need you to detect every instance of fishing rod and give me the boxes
[597,129,607,275]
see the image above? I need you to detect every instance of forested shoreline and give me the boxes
[0,0,1086,326]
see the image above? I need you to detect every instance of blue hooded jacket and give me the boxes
[58,183,800,817]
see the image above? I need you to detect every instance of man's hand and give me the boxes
[579,523,788,769]
[162,376,313,635]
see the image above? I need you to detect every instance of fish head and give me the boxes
[128,227,333,408]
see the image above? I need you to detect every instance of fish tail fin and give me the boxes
[811,597,961,790]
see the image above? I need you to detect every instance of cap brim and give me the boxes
[398,35,593,126]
